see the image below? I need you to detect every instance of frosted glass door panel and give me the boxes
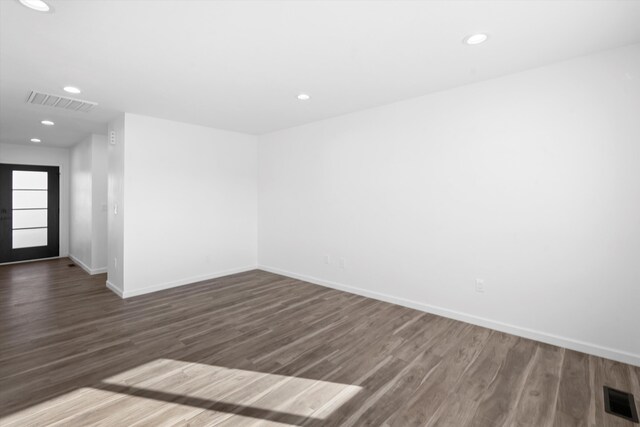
[11,172,49,249]
[13,190,48,209]
[13,209,47,229]
[13,228,47,249]
[13,171,48,190]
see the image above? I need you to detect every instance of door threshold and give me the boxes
[0,256,65,266]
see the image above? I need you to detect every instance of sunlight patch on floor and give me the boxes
[2,358,361,426]
[1,387,117,427]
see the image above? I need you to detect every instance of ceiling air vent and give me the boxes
[25,90,97,112]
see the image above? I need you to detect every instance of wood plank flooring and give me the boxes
[1,258,638,426]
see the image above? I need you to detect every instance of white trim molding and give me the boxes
[108,265,258,299]
[106,280,124,298]
[258,265,640,367]
[69,255,107,275]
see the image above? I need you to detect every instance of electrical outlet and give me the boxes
[475,279,485,293]
[114,257,118,270]
[324,255,331,265]
[339,258,346,269]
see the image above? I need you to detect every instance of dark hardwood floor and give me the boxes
[1,258,638,426]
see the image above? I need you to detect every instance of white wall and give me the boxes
[107,114,125,294]
[69,134,108,273]
[92,135,108,271]
[0,142,70,257]
[258,44,640,365]
[109,113,258,297]
[69,136,93,268]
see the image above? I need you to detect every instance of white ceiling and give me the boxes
[1,0,640,147]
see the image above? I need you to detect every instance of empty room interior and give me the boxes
[1,0,640,426]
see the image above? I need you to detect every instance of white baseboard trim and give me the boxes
[115,265,258,299]
[258,265,640,367]
[69,255,107,275]
[106,280,124,298]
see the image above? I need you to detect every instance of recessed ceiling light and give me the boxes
[63,86,81,94]
[17,0,52,12]
[297,93,311,101]
[41,120,55,126]
[30,138,41,143]
[464,33,489,45]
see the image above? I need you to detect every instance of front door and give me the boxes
[0,163,60,263]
